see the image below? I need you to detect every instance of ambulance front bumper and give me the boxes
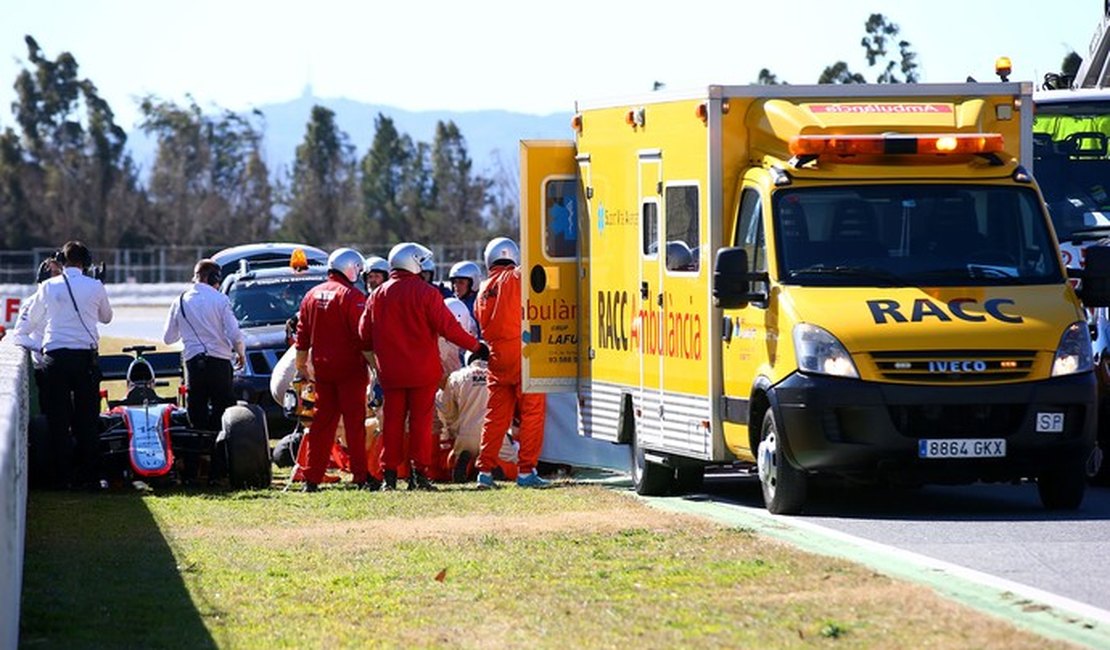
[771,371,1097,482]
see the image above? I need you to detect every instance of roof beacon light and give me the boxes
[290,248,309,271]
[995,56,1012,82]
[788,133,1004,158]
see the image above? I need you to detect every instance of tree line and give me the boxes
[0,36,514,252]
[0,14,976,252]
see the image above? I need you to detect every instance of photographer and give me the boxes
[13,241,113,490]
[163,259,245,441]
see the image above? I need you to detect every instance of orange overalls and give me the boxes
[475,265,545,475]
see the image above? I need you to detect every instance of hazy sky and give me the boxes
[0,0,1103,131]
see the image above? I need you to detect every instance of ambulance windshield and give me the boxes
[1033,101,1110,240]
[773,185,1062,287]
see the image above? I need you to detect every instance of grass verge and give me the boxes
[20,481,1072,649]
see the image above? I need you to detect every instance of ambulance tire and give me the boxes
[757,409,807,515]
[1037,462,1086,510]
[630,429,673,496]
[221,404,272,490]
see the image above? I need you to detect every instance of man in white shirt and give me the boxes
[13,241,113,489]
[163,258,246,436]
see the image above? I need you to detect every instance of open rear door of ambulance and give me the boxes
[520,140,579,393]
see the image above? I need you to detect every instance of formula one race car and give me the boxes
[29,345,272,490]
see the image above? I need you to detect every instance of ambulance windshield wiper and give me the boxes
[910,267,1024,284]
[788,265,906,286]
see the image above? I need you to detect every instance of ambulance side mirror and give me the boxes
[713,247,768,309]
[1077,245,1110,308]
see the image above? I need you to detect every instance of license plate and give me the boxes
[918,439,1006,459]
[1036,412,1065,433]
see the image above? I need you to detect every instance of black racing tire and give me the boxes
[757,409,807,515]
[271,430,303,468]
[27,414,51,489]
[1038,462,1086,510]
[673,464,706,494]
[220,403,272,490]
[630,427,673,496]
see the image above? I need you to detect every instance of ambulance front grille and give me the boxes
[870,350,1036,383]
[886,403,1027,438]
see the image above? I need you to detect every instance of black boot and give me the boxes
[381,470,397,491]
[358,475,382,491]
[302,482,319,493]
[411,470,437,492]
[452,451,472,483]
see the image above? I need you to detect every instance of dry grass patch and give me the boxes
[22,482,1076,649]
[172,503,710,547]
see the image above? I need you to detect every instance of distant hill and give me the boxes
[127,87,574,179]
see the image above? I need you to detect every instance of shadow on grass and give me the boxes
[20,490,217,649]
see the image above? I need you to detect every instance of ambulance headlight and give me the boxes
[793,323,859,379]
[1051,321,1094,377]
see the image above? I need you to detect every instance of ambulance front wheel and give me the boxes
[630,429,673,496]
[757,409,807,515]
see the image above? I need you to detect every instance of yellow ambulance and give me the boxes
[520,83,1110,514]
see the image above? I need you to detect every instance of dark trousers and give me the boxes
[41,348,101,488]
[184,354,235,480]
[184,354,235,431]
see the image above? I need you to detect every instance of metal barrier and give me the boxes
[0,243,489,285]
[0,342,28,650]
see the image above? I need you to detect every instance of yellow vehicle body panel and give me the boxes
[520,140,579,392]
[521,83,1093,480]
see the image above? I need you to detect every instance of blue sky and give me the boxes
[0,0,1102,131]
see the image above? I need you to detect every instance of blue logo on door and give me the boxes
[597,202,605,233]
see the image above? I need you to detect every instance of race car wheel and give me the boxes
[1037,461,1086,510]
[271,430,303,468]
[220,403,272,490]
[28,414,51,489]
[757,409,807,515]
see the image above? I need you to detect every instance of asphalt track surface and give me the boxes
[106,305,1110,646]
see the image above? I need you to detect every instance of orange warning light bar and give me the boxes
[788,133,1004,157]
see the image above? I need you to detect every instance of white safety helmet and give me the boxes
[484,237,520,270]
[448,260,483,288]
[328,247,364,283]
[388,242,433,274]
[444,297,478,337]
[420,254,436,279]
[363,255,389,275]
